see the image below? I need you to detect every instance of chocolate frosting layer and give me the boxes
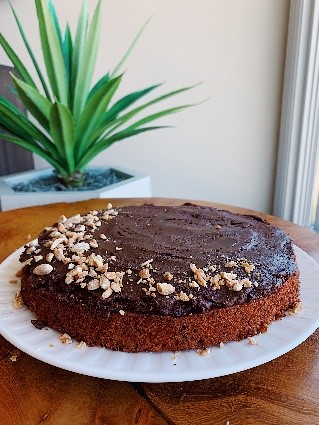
[20,204,298,317]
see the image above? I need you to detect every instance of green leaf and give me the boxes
[63,24,73,92]
[0,33,36,88]
[0,111,34,142]
[35,0,68,105]
[101,83,200,137]
[103,83,162,123]
[71,0,88,108]
[0,96,58,157]
[75,75,122,160]
[48,0,63,48]
[11,74,52,130]
[112,104,193,134]
[0,132,67,175]
[87,83,162,145]
[50,102,76,173]
[111,15,153,78]
[77,126,166,170]
[87,73,110,101]
[72,0,102,120]
[9,3,52,100]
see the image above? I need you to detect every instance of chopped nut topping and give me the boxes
[139,268,150,279]
[33,264,53,275]
[57,222,66,233]
[87,279,100,290]
[157,282,175,296]
[141,259,153,268]
[58,215,67,223]
[46,253,54,262]
[13,291,24,309]
[53,248,65,262]
[26,246,36,254]
[50,237,67,250]
[111,281,121,293]
[89,239,99,248]
[220,271,237,280]
[242,278,252,288]
[241,261,255,273]
[247,336,259,345]
[163,271,173,281]
[100,234,107,240]
[99,276,111,289]
[105,271,117,280]
[9,355,18,362]
[60,333,72,344]
[15,268,23,278]
[27,239,39,247]
[189,280,199,288]
[224,260,237,268]
[190,263,208,287]
[102,287,113,299]
[49,231,62,238]
[71,242,90,252]
[119,310,125,316]
[197,348,211,356]
[9,278,18,284]
[177,291,191,301]
[76,341,86,349]
[287,302,303,315]
[231,282,243,291]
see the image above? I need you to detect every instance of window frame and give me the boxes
[273,0,319,227]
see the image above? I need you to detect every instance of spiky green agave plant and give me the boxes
[0,0,198,187]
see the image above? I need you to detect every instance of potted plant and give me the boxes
[0,0,197,210]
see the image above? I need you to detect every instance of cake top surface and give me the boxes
[20,203,298,317]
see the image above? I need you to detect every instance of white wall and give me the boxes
[0,0,289,213]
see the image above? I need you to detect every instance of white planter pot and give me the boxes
[0,166,152,211]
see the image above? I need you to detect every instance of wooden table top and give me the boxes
[0,198,319,425]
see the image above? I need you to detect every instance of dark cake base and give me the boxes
[21,273,300,352]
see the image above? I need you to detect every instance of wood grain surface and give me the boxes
[0,198,318,425]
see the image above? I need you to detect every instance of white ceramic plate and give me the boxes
[0,245,318,383]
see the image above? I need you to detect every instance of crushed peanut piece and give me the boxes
[241,262,255,273]
[247,336,259,345]
[224,260,237,268]
[102,287,113,299]
[76,341,87,349]
[46,253,54,262]
[163,271,173,281]
[15,268,23,278]
[13,291,23,310]
[9,355,18,362]
[197,348,211,356]
[9,278,18,284]
[33,264,53,275]
[60,333,72,344]
[139,268,150,279]
[141,259,153,268]
[177,291,190,302]
[157,282,175,296]
[287,302,303,315]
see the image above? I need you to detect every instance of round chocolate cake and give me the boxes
[20,203,300,352]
